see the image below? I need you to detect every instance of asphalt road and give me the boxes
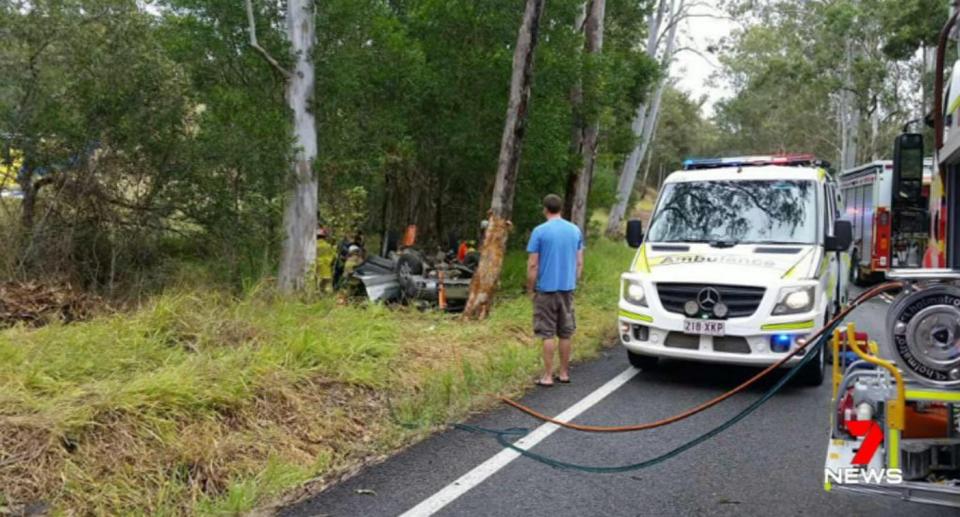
[282,289,956,517]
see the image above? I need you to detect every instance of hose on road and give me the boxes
[450,282,900,473]
[497,281,901,433]
[455,330,821,473]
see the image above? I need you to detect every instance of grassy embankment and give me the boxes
[0,238,635,515]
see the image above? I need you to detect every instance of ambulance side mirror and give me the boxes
[826,220,853,252]
[626,219,644,248]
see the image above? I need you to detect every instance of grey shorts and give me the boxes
[533,291,576,339]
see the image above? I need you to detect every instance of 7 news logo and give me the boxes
[825,420,904,485]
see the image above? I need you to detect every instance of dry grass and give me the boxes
[0,239,635,515]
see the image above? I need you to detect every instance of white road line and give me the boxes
[399,366,640,517]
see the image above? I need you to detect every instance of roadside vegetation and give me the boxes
[0,239,633,515]
[2,0,950,514]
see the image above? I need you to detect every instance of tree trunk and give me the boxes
[921,45,934,124]
[380,167,394,257]
[634,76,667,196]
[838,40,860,170]
[637,112,660,196]
[604,0,677,238]
[869,99,880,161]
[562,1,590,222]
[277,0,319,292]
[565,0,606,234]
[18,169,36,232]
[605,108,646,238]
[462,0,546,320]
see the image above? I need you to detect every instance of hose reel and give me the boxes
[886,283,960,388]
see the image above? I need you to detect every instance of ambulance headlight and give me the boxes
[773,286,815,315]
[623,280,647,307]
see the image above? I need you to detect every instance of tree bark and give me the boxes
[18,167,36,232]
[634,74,667,196]
[275,0,319,292]
[462,0,546,320]
[564,0,605,234]
[638,106,662,195]
[562,2,589,220]
[868,97,880,160]
[604,0,677,238]
[838,39,859,170]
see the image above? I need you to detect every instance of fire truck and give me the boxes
[823,4,960,508]
[839,160,934,285]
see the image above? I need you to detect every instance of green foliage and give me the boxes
[320,186,368,240]
[1,0,661,291]
[156,0,291,287]
[714,0,947,165]
[877,0,948,60]
[0,0,193,287]
[715,1,839,158]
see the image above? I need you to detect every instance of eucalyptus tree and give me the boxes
[245,0,318,292]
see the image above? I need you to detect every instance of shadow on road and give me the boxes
[627,358,818,395]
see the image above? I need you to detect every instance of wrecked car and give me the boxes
[349,234,479,311]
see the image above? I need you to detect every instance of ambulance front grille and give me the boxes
[655,283,766,319]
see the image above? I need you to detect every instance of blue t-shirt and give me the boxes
[526,218,583,292]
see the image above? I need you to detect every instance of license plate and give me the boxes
[684,319,725,336]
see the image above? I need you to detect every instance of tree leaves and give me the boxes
[714,0,947,164]
[2,0,663,288]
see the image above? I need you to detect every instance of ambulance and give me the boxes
[618,154,852,385]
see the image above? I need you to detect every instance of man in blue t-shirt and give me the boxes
[526,194,584,387]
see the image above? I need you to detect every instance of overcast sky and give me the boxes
[669,3,736,117]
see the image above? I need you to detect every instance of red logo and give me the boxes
[846,421,883,466]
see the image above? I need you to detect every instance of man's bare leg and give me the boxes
[540,338,556,384]
[558,337,572,381]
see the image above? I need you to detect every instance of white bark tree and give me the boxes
[839,40,860,170]
[246,0,318,293]
[605,0,681,237]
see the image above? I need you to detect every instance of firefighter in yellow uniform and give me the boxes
[315,227,335,293]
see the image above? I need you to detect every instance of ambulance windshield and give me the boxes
[647,179,818,245]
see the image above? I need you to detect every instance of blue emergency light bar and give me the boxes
[682,153,821,170]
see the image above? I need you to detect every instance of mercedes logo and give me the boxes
[697,287,722,311]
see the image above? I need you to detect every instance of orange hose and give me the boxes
[500,281,903,432]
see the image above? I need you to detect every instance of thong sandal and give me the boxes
[555,376,571,384]
[535,379,554,387]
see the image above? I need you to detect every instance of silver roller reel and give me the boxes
[885,283,960,388]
